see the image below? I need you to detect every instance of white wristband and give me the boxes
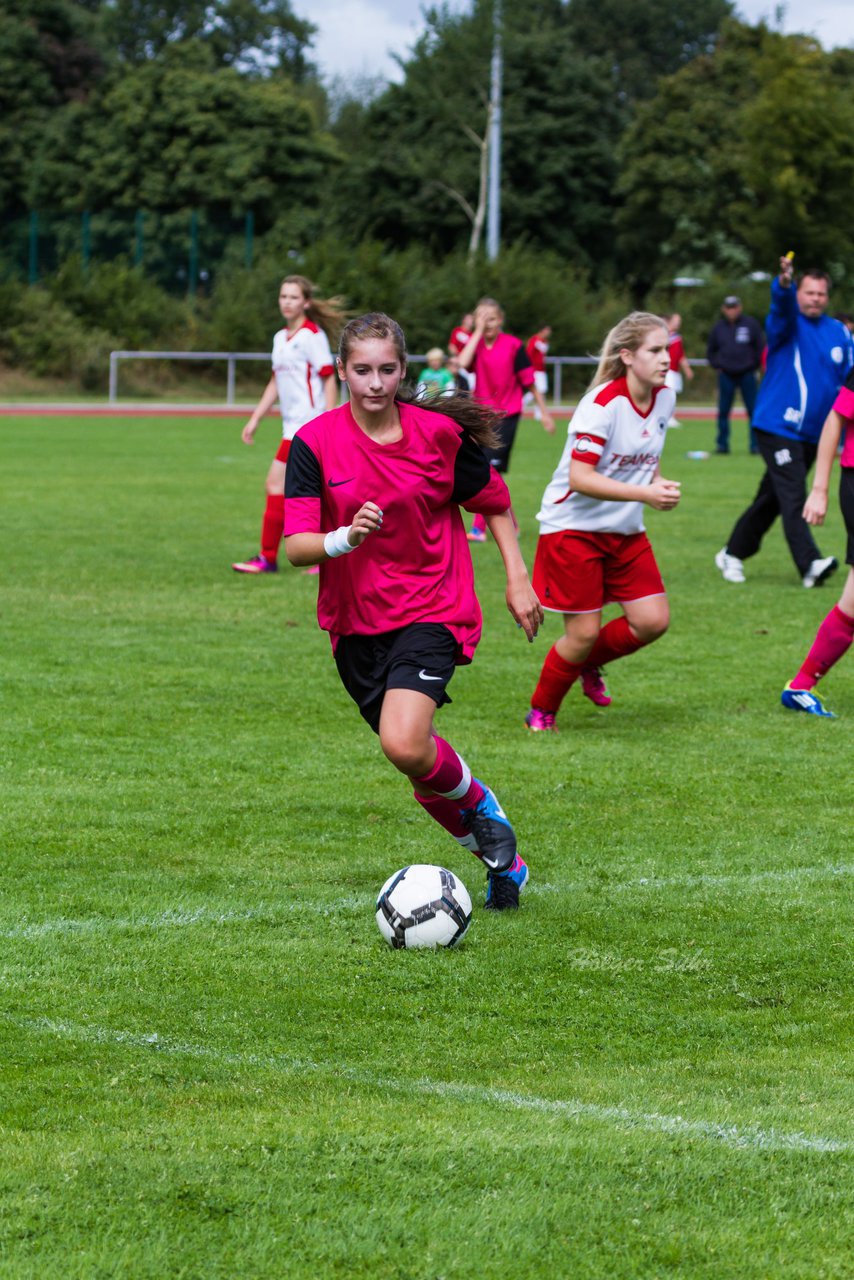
[323,525,356,558]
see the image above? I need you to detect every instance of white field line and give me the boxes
[6,1013,850,1156]
[2,862,852,942]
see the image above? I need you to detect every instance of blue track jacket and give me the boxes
[752,277,853,443]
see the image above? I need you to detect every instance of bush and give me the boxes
[0,284,117,388]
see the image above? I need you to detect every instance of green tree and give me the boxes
[27,41,339,230]
[0,0,106,211]
[616,21,854,297]
[566,0,734,105]
[326,0,622,270]
[102,0,316,76]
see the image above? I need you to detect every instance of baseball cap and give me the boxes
[723,295,740,307]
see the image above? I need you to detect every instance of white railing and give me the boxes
[108,349,709,404]
[108,350,270,403]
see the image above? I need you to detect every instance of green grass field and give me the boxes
[2,412,852,1278]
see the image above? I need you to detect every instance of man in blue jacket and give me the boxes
[716,256,854,588]
[706,296,765,454]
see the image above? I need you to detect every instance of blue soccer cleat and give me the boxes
[485,854,529,911]
[461,781,517,874]
[781,683,835,718]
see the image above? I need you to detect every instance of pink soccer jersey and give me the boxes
[471,333,534,415]
[271,319,335,438]
[834,381,854,468]
[284,401,511,657]
[536,377,675,536]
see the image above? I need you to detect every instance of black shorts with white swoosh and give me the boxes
[334,623,457,733]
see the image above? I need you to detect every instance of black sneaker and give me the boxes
[461,780,517,873]
[485,856,529,911]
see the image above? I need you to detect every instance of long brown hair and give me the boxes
[338,312,503,449]
[283,274,348,343]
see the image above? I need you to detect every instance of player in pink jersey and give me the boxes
[232,275,344,575]
[457,298,555,543]
[525,312,682,731]
[284,313,543,909]
[781,369,854,717]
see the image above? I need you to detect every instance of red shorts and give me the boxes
[533,529,665,614]
[275,438,292,464]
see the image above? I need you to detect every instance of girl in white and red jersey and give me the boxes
[232,275,344,574]
[284,313,542,910]
[457,297,555,543]
[525,312,681,731]
[781,369,854,717]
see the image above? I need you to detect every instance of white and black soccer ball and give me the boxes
[375,864,472,949]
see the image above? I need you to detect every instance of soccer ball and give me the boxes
[375,864,472,949]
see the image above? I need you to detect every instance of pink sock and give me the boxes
[790,604,854,690]
[471,512,487,535]
[412,735,484,809]
[413,793,482,857]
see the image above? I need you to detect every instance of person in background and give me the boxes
[447,352,471,394]
[525,312,680,731]
[716,258,853,588]
[416,348,456,398]
[448,313,474,355]
[232,275,343,575]
[706,295,765,455]
[781,369,854,717]
[524,325,552,421]
[457,298,554,543]
[284,312,541,909]
[663,312,694,428]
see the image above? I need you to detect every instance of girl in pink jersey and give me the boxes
[232,275,344,575]
[284,313,542,910]
[781,369,854,717]
[525,312,681,731]
[457,297,555,543]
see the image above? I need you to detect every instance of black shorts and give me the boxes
[840,467,854,566]
[482,413,520,474]
[334,623,457,734]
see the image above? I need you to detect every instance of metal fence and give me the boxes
[108,350,709,404]
[2,210,257,292]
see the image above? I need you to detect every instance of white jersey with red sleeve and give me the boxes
[271,319,335,439]
[536,377,675,535]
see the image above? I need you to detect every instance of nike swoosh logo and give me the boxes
[328,477,354,487]
[418,670,443,681]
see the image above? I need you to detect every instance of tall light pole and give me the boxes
[486,0,502,261]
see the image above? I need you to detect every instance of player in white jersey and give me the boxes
[232,275,343,575]
[525,312,682,730]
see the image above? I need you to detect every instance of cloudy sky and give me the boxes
[292,0,852,84]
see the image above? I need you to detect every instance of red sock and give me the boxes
[412,735,484,809]
[261,494,285,564]
[585,616,645,667]
[790,604,854,690]
[531,644,582,713]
